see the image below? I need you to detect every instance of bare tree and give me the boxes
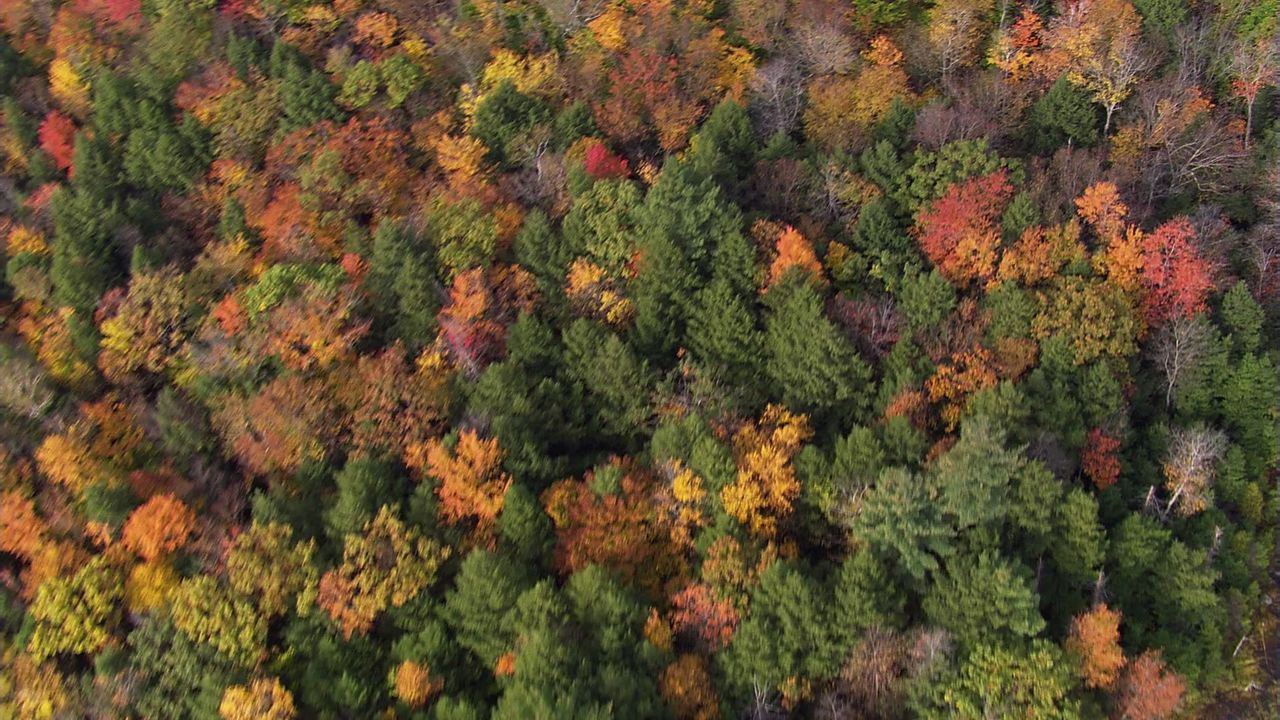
[749,57,806,138]
[1150,313,1212,409]
[1156,425,1228,519]
[0,346,56,422]
[535,0,610,32]
[1229,35,1280,148]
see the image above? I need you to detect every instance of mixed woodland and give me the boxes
[0,0,1279,718]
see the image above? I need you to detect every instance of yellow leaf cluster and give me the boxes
[7,226,48,256]
[49,59,90,117]
[394,660,443,708]
[219,677,296,720]
[721,406,811,538]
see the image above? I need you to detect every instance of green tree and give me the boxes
[763,274,871,417]
[911,641,1081,719]
[684,99,755,197]
[854,467,954,582]
[326,457,407,541]
[1219,281,1264,357]
[897,268,955,334]
[1027,76,1100,153]
[721,561,843,698]
[923,551,1045,650]
[443,549,536,668]
[472,80,550,167]
[128,616,245,720]
[562,319,654,443]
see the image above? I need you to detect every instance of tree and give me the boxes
[1081,428,1122,490]
[170,576,268,667]
[541,465,675,591]
[225,522,318,618]
[720,405,812,539]
[767,226,823,290]
[128,616,245,720]
[1139,218,1213,327]
[1033,277,1140,365]
[764,275,871,416]
[1113,651,1185,720]
[393,660,443,708]
[722,561,843,702]
[443,549,534,668]
[1066,604,1125,689]
[27,558,123,660]
[551,326,639,438]
[854,468,954,582]
[1228,33,1279,147]
[660,653,718,720]
[927,0,996,83]
[318,506,449,638]
[121,493,196,561]
[1159,425,1227,518]
[922,551,1045,649]
[1043,0,1149,134]
[219,677,296,720]
[98,266,191,381]
[1149,313,1211,408]
[912,641,1079,719]
[421,430,513,535]
[38,110,76,172]
[916,170,1013,287]
[1027,76,1100,153]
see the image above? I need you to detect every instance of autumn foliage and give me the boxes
[121,494,196,561]
[1066,604,1125,689]
[916,171,1014,287]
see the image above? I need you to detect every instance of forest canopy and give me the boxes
[0,1,1278,718]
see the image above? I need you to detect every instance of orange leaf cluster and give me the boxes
[767,226,824,289]
[1081,428,1122,490]
[420,430,512,534]
[916,171,1014,287]
[1066,604,1125,689]
[121,494,196,562]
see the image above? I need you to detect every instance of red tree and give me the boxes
[1081,428,1122,490]
[1140,217,1213,327]
[38,110,77,172]
[916,171,1014,287]
[1113,650,1185,720]
[583,140,630,180]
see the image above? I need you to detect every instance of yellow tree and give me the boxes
[317,506,449,638]
[1042,0,1148,134]
[225,521,319,618]
[721,405,812,538]
[219,677,296,720]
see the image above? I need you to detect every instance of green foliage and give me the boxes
[128,616,245,720]
[911,641,1081,719]
[472,81,550,167]
[898,268,956,333]
[855,467,954,582]
[722,562,843,696]
[326,457,408,540]
[426,199,499,279]
[922,551,1045,650]
[895,139,1020,212]
[764,274,871,418]
[1027,77,1100,153]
